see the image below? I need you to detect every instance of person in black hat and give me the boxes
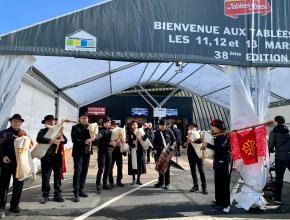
[153,119,176,189]
[202,119,232,213]
[37,115,67,204]
[0,114,28,218]
[71,113,95,202]
[95,116,115,194]
[186,122,207,194]
[268,115,290,204]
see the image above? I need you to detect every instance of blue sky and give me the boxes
[0,0,106,35]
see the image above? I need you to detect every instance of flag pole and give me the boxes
[213,120,274,137]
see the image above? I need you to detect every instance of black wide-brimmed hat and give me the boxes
[187,122,198,128]
[210,119,226,131]
[9,114,24,122]
[42,115,57,124]
[102,116,111,123]
[158,119,166,125]
[79,112,89,118]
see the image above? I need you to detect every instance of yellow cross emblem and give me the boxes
[242,139,256,157]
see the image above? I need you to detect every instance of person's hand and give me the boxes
[153,150,157,155]
[133,140,137,145]
[3,156,11,164]
[58,136,65,142]
[50,139,60,145]
[85,139,92,145]
[110,141,117,147]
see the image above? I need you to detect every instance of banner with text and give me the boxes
[0,0,289,67]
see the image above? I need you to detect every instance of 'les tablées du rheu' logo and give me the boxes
[224,0,271,19]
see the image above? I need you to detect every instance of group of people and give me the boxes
[0,112,289,218]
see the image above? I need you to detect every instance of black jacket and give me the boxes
[173,128,182,143]
[71,123,91,157]
[96,127,113,152]
[153,128,176,150]
[37,128,67,156]
[268,124,290,161]
[0,127,24,164]
[144,128,154,144]
[207,134,232,173]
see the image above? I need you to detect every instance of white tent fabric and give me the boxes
[32,56,290,110]
[228,66,270,211]
[0,55,36,130]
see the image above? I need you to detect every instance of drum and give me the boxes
[155,147,175,174]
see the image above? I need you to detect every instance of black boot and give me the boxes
[79,192,88,197]
[154,183,163,188]
[53,195,65,202]
[202,186,208,195]
[117,181,124,187]
[136,176,142,185]
[190,185,199,192]
[9,206,22,213]
[103,185,111,190]
[40,196,49,204]
[96,185,101,194]
[73,194,80,202]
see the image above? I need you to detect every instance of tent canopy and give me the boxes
[33,56,288,108]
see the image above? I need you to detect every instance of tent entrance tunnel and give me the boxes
[1,0,290,212]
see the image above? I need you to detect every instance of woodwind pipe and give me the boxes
[15,146,23,179]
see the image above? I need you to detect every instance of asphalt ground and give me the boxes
[2,148,290,220]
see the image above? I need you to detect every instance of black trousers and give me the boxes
[96,149,112,186]
[176,142,181,156]
[0,163,23,210]
[156,147,170,185]
[214,169,231,208]
[109,150,123,184]
[73,154,91,195]
[187,146,206,188]
[41,153,62,198]
[158,164,171,186]
[147,147,151,162]
[275,160,290,200]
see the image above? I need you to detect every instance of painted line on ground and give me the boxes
[8,177,73,195]
[74,179,157,220]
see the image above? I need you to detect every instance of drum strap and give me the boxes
[160,131,167,149]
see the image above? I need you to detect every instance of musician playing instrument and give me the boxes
[153,119,176,190]
[201,119,232,213]
[95,116,114,194]
[71,113,95,202]
[127,120,148,185]
[37,115,67,204]
[109,121,126,187]
[186,122,207,194]
[0,114,28,217]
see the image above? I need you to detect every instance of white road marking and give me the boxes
[74,179,157,220]
[8,177,73,195]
